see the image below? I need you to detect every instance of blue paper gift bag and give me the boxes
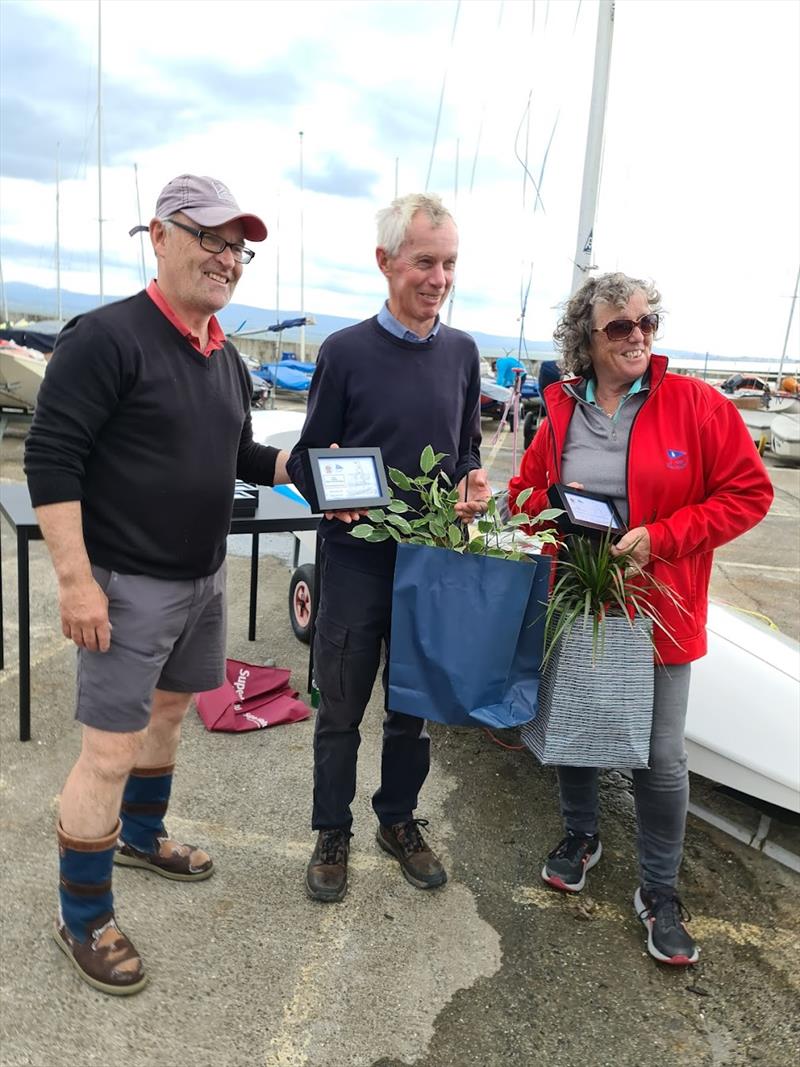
[388,543,552,729]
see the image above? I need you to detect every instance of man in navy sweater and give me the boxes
[25,175,290,995]
[288,193,490,903]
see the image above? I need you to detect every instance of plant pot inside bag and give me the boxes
[520,613,654,768]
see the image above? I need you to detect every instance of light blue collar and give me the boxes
[377,301,440,343]
[585,375,645,421]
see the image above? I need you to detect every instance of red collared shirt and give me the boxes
[145,280,227,357]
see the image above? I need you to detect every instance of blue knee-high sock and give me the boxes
[58,820,118,941]
[119,764,174,854]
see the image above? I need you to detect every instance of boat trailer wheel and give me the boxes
[288,563,316,644]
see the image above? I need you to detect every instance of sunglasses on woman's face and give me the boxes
[592,313,659,341]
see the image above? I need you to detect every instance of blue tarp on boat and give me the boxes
[254,365,311,391]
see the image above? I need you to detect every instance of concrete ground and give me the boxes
[1,419,799,1067]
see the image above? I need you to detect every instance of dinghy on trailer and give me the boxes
[685,603,800,815]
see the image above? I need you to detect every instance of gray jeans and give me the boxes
[557,663,691,891]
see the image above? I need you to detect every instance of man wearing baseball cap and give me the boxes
[25,175,288,995]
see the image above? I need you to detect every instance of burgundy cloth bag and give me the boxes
[195,658,311,733]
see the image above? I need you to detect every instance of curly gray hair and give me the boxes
[376,193,455,256]
[553,272,662,378]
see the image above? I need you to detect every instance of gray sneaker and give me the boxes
[634,886,699,965]
[541,832,602,893]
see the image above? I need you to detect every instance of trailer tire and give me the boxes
[523,411,538,450]
[288,564,316,644]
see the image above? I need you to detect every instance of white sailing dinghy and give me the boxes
[685,603,800,814]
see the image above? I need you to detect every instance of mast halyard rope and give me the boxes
[425,0,461,191]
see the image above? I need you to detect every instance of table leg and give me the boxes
[18,531,31,741]
[248,532,260,641]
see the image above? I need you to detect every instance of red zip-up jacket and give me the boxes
[508,354,774,664]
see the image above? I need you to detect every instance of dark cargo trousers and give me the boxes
[311,546,430,831]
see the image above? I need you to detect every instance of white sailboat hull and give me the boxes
[770,412,800,461]
[0,348,47,412]
[733,396,800,446]
[686,603,800,813]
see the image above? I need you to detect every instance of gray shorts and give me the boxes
[75,563,227,733]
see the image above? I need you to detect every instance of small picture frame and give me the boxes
[547,483,626,537]
[306,447,391,512]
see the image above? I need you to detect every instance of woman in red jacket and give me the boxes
[509,272,773,966]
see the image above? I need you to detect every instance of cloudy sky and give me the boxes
[1,0,798,362]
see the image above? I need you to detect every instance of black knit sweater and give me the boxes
[25,291,279,578]
[287,316,482,573]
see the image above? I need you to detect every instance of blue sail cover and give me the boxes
[254,365,311,391]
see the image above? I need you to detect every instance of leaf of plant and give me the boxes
[420,445,436,474]
[386,514,412,534]
[350,524,374,539]
[487,495,497,517]
[387,500,410,513]
[365,528,391,542]
[388,468,412,491]
[516,487,534,508]
[533,507,564,522]
[385,526,402,542]
[447,524,463,547]
[367,509,387,522]
[507,513,531,527]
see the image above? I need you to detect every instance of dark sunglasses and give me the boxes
[592,313,659,341]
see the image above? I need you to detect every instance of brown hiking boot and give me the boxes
[114,835,213,881]
[53,911,147,996]
[377,819,447,889]
[306,829,352,902]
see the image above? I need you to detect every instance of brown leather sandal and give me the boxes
[53,911,147,996]
[114,835,214,881]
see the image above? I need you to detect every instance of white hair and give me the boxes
[376,193,455,256]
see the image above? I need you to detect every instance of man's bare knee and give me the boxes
[150,689,193,726]
[77,724,146,785]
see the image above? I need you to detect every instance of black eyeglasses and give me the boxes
[592,313,659,341]
[129,221,255,263]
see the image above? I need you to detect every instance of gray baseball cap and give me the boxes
[155,174,268,241]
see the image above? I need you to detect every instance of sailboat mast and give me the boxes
[570,0,614,294]
[97,0,104,305]
[56,143,62,321]
[776,264,800,388]
[133,163,147,287]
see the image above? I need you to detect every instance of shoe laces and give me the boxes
[641,888,692,928]
[393,819,431,855]
[318,829,351,866]
[549,833,595,863]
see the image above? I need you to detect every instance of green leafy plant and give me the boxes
[349,445,562,560]
[544,530,686,664]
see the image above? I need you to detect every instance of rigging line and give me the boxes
[425,0,461,192]
[469,0,505,195]
[573,0,582,35]
[533,111,560,217]
[513,96,545,213]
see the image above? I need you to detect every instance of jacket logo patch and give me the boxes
[666,448,687,470]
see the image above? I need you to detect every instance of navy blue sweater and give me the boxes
[25,291,279,579]
[287,316,482,572]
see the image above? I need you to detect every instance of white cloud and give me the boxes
[1,0,797,362]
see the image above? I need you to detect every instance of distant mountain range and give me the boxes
[4,281,795,373]
[3,281,553,360]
